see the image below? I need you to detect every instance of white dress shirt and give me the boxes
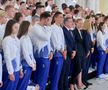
[97,31,107,51]
[51,23,66,52]
[2,36,21,74]
[20,35,36,67]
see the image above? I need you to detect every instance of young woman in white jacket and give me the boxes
[2,19,23,90]
[97,22,108,79]
[17,21,36,90]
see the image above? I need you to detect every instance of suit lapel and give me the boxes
[76,28,83,40]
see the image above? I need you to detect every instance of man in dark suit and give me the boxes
[59,17,76,90]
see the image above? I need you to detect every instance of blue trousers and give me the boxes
[104,54,108,74]
[2,71,20,90]
[33,58,50,90]
[97,50,107,77]
[50,57,63,90]
[17,67,32,90]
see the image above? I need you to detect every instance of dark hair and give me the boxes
[91,15,96,26]
[69,5,74,12]
[102,14,105,17]
[74,10,79,15]
[20,1,25,5]
[45,1,48,7]
[36,5,44,10]
[18,21,30,38]
[52,4,57,10]
[86,15,91,19]
[32,9,36,16]
[16,0,20,2]
[35,2,42,7]
[95,15,100,21]
[62,3,68,10]
[4,19,17,38]
[27,5,35,10]
[96,13,101,17]
[75,4,80,9]
[98,22,105,33]
[104,16,108,22]
[52,11,63,24]
[14,12,23,23]
[40,11,51,20]
[90,10,95,15]
[91,15,96,18]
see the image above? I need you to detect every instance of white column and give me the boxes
[87,0,96,10]
[86,0,100,13]
[95,0,100,13]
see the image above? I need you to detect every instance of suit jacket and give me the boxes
[73,27,85,57]
[63,26,76,57]
[82,30,93,55]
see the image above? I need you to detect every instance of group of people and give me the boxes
[0,0,108,90]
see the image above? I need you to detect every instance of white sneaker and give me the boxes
[98,74,108,79]
[104,74,108,80]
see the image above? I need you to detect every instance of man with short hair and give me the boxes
[50,11,67,90]
[29,12,53,90]
[59,17,76,90]
[35,5,45,17]
[0,10,7,89]
[5,5,16,20]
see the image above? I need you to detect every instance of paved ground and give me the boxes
[86,78,108,90]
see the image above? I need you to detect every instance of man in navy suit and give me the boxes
[59,17,76,90]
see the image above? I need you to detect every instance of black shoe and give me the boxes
[84,86,88,90]
[86,82,93,86]
[83,82,92,87]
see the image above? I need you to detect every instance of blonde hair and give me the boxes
[83,19,92,31]
[0,10,6,17]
